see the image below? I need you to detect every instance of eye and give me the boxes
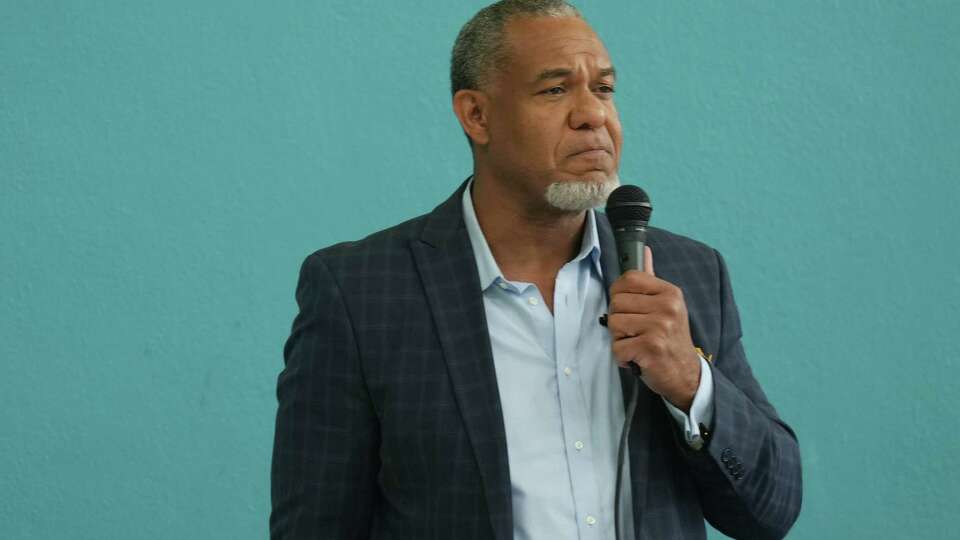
[596,85,616,94]
[542,86,565,96]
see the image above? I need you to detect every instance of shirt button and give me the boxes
[498,281,509,290]
[585,515,597,526]
[528,297,538,306]
[574,440,584,451]
[563,367,572,376]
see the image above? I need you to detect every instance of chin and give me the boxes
[544,173,620,212]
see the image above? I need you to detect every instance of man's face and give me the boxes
[483,15,622,210]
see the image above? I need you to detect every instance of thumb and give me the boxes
[644,245,655,276]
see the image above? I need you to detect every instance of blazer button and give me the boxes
[721,448,733,463]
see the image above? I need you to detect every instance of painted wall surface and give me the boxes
[2,1,958,538]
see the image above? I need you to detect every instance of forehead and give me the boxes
[500,16,611,77]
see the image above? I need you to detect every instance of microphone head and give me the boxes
[605,185,652,228]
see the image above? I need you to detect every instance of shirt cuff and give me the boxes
[662,354,715,450]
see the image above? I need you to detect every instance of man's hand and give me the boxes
[607,246,701,412]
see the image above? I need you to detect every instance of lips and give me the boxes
[572,149,611,158]
[568,145,613,158]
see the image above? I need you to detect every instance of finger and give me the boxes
[606,312,660,339]
[608,292,658,315]
[612,335,650,369]
[644,246,654,276]
[609,269,670,296]
[611,335,637,367]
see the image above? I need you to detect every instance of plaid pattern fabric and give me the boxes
[271,181,802,539]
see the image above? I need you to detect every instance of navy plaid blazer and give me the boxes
[271,181,802,539]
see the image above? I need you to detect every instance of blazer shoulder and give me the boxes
[643,226,730,311]
[647,226,720,261]
[292,210,438,297]
[596,210,719,262]
[294,180,469,297]
[304,212,430,272]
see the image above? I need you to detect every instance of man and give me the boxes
[270,1,802,539]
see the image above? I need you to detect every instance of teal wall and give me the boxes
[2,1,958,538]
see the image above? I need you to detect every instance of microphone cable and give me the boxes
[614,363,641,540]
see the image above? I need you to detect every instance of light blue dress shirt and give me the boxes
[462,181,713,540]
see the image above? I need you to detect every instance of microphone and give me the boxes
[604,184,652,380]
[605,185,653,274]
[604,184,653,540]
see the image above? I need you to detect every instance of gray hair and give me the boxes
[451,0,582,96]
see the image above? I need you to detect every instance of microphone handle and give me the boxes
[612,224,648,380]
[614,225,647,274]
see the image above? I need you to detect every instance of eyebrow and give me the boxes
[533,66,617,83]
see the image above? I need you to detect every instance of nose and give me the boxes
[568,91,606,130]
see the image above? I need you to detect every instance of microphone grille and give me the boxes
[605,185,652,227]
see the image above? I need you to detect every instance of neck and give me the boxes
[470,172,587,281]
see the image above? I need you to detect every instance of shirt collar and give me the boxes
[461,177,603,292]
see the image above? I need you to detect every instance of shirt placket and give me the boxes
[554,259,603,540]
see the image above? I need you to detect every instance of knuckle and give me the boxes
[671,285,685,303]
[610,277,632,295]
[607,316,632,339]
[633,354,649,370]
[611,340,631,362]
[662,317,675,333]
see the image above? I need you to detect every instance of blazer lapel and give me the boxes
[597,212,658,534]
[411,181,513,540]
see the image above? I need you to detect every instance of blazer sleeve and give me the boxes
[270,252,380,539]
[671,249,803,540]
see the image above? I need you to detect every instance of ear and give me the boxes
[452,89,491,146]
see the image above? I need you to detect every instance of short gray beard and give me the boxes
[543,174,620,212]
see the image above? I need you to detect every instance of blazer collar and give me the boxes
[411,179,514,540]
[596,212,621,293]
[418,179,471,249]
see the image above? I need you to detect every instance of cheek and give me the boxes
[516,115,558,158]
[497,104,539,144]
